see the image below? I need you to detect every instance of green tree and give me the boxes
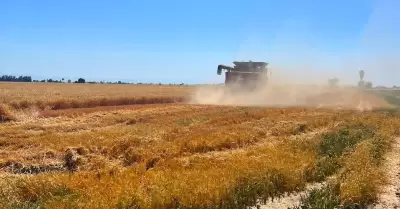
[77,78,86,83]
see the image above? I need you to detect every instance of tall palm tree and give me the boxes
[359,69,365,81]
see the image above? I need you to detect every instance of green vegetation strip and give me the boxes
[368,89,400,107]
[291,123,392,209]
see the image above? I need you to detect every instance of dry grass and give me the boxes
[0,83,399,208]
[0,82,195,110]
[0,104,16,122]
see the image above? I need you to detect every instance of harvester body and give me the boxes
[217,61,269,91]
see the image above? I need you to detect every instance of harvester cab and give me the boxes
[217,60,269,91]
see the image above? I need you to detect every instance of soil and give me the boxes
[255,183,324,209]
[369,137,400,209]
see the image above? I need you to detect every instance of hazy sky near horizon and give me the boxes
[1,0,399,85]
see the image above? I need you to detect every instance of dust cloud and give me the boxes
[189,68,391,112]
[190,0,398,112]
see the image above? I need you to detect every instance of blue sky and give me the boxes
[1,0,399,85]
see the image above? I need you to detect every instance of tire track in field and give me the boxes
[370,137,400,209]
[254,182,325,209]
[254,137,400,209]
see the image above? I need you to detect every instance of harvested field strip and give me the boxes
[0,106,340,169]
[39,103,186,118]
[0,97,189,123]
[8,96,188,110]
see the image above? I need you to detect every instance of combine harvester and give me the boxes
[217,60,271,93]
[189,60,271,105]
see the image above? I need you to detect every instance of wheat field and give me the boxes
[0,82,399,208]
[0,83,195,110]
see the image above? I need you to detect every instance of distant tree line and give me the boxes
[0,75,32,82]
[0,74,188,86]
[326,70,375,89]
